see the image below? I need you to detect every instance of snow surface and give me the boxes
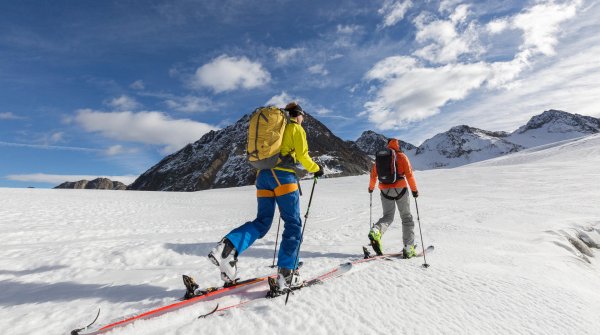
[1,135,600,335]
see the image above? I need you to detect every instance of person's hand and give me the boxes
[368,188,373,193]
[313,165,324,178]
[412,190,419,198]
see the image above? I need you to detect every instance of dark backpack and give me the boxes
[375,149,403,184]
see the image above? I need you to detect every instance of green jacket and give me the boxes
[274,121,319,174]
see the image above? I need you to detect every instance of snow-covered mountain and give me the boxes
[129,112,372,191]
[355,110,600,170]
[128,109,598,192]
[411,125,523,169]
[508,109,600,148]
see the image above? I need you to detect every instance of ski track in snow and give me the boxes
[1,135,600,334]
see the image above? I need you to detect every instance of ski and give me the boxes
[265,262,353,298]
[198,261,353,317]
[356,245,434,264]
[70,275,271,335]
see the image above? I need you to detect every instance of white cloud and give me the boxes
[337,24,361,34]
[192,55,271,93]
[107,95,141,111]
[308,64,329,76]
[364,56,490,130]
[0,112,23,120]
[512,1,580,56]
[484,1,581,87]
[379,0,413,28]
[130,80,145,90]
[49,132,64,144]
[6,173,138,185]
[266,92,294,108]
[272,47,305,64]
[439,0,463,13]
[165,95,214,113]
[75,109,218,153]
[412,6,481,64]
[486,18,509,34]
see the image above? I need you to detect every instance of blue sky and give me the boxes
[1,0,599,188]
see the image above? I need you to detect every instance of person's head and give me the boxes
[387,138,400,151]
[284,102,305,124]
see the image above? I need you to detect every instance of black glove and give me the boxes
[368,188,373,193]
[313,165,324,178]
[412,190,419,198]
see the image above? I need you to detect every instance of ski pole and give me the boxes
[285,177,317,305]
[414,197,430,268]
[270,216,282,268]
[369,192,373,229]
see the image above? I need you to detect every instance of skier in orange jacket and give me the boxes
[368,138,419,258]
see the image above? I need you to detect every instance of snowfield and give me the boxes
[1,134,600,335]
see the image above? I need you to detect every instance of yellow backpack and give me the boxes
[247,106,288,169]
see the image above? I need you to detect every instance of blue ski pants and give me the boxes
[225,169,302,270]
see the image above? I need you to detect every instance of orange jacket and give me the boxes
[369,139,418,192]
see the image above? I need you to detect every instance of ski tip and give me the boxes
[198,304,219,319]
[70,308,101,335]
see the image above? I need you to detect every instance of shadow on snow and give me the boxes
[164,242,356,259]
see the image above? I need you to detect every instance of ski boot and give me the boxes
[403,244,417,259]
[368,228,383,256]
[267,267,304,298]
[208,238,238,284]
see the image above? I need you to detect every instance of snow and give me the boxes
[1,135,600,335]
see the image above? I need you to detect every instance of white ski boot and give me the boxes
[208,238,238,284]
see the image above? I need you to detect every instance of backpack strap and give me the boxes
[381,188,407,200]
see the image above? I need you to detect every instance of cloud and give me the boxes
[104,144,139,156]
[0,112,24,120]
[165,95,215,113]
[486,18,509,34]
[75,109,218,153]
[337,24,362,34]
[107,95,141,111]
[266,92,295,108]
[130,80,145,90]
[272,47,305,64]
[192,55,271,93]
[308,64,329,76]
[364,56,490,130]
[0,141,100,152]
[512,1,580,57]
[6,173,138,185]
[379,0,413,28]
[412,6,482,64]
[48,132,64,144]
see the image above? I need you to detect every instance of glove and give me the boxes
[368,188,373,193]
[313,165,324,178]
[412,190,419,198]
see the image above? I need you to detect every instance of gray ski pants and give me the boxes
[373,188,415,246]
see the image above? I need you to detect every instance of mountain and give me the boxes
[411,125,523,169]
[508,109,600,148]
[129,113,372,192]
[54,178,127,190]
[354,130,417,156]
[353,110,600,170]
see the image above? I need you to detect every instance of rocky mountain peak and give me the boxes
[55,178,127,190]
[517,109,600,134]
[354,130,417,155]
